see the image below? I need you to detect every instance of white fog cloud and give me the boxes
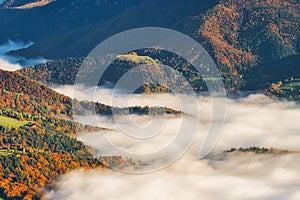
[52,84,183,109]
[46,152,300,200]
[45,87,300,200]
[0,57,22,71]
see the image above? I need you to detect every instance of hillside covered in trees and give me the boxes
[19,52,208,93]
[1,69,180,117]
[196,0,299,90]
[17,0,299,93]
[0,68,181,199]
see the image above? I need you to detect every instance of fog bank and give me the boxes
[45,87,300,199]
[46,152,300,200]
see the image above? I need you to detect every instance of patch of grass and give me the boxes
[117,54,157,64]
[0,116,28,129]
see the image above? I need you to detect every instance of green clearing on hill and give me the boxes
[117,54,157,64]
[0,115,28,129]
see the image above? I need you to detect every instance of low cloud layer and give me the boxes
[0,40,47,71]
[46,86,300,200]
[46,152,300,200]
[52,84,182,109]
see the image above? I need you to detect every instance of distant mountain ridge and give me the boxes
[2,0,297,92]
[1,0,216,55]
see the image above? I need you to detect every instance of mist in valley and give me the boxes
[45,85,300,200]
[0,40,47,71]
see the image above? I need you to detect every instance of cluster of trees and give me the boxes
[78,101,181,116]
[0,69,72,118]
[19,57,84,86]
[0,149,109,199]
[265,77,300,101]
[226,146,289,154]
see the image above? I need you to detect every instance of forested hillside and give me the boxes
[195,0,299,90]
[0,68,180,199]
[0,69,73,118]
[16,0,299,92]
[0,107,120,199]
[0,69,120,199]
[19,53,208,93]
[2,69,180,117]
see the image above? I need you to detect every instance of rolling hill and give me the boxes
[19,52,208,93]
[9,0,298,92]
[2,0,217,57]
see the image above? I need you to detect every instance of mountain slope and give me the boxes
[19,51,209,93]
[0,107,115,199]
[194,0,299,90]
[0,0,141,43]
[13,0,300,92]
[0,69,73,118]
[2,68,180,118]
[7,0,217,58]
[0,69,125,199]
